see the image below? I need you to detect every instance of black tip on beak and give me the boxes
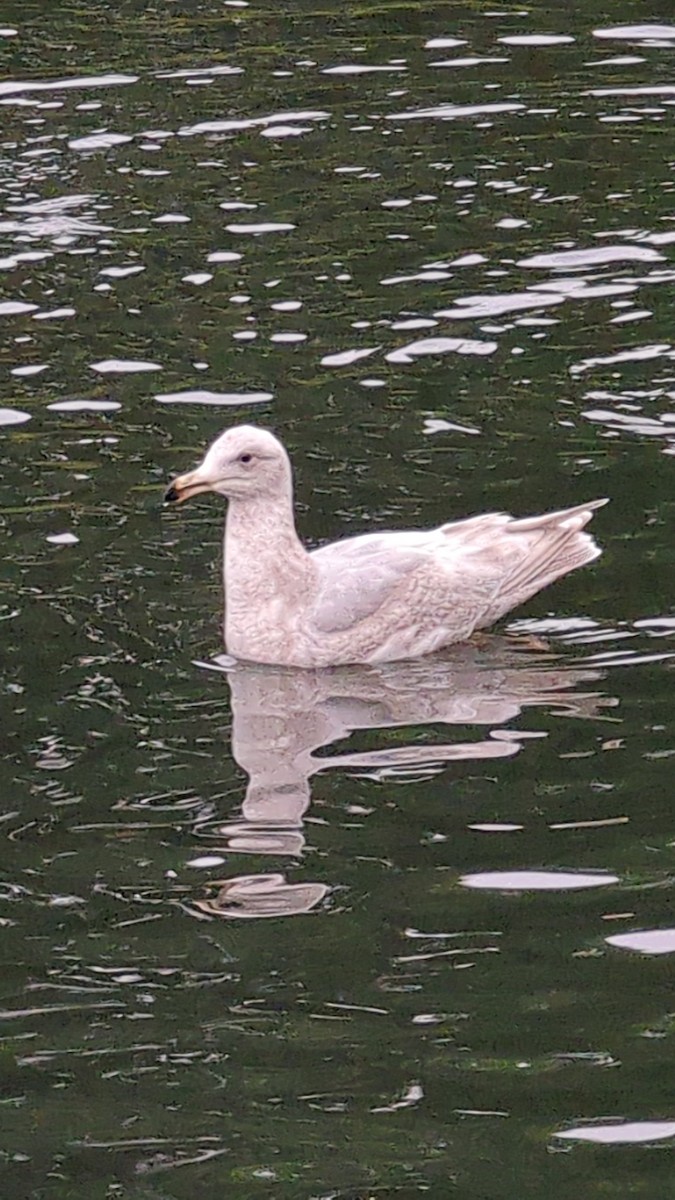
[164,484,179,504]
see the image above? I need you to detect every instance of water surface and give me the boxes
[1,2,674,1197]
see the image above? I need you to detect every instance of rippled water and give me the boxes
[1,4,675,1197]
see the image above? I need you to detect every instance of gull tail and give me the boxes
[481,498,608,626]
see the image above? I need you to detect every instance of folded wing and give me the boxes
[309,500,607,638]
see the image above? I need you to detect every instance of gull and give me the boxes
[165,425,607,668]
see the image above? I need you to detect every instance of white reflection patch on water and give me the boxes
[535,281,637,301]
[48,399,121,412]
[590,54,646,66]
[387,336,497,363]
[519,245,663,269]
[424,37,468,49]
[371,1082,424,1113]
[46,532,79,546]
[323,64,407,75]
[11,364,47,377]
[152,213,190,223]
[156,390,273,405]
[0,251,51,269]
[226,222,295,234]
[260,124,313,138]
[571,343,674,376]
[430,56,509,68]
[436,291,564,319]
[321,347,379,367]
[633,617,675,632]
[469,823,524,832]
[610,308,651,324]
[556,1120,675,1144]
[392,318,438,330]
[387,102,525,121]
[499,34,575,45]
[0,73,138,98]
[606,928,675,955]
[382,270,451,284]
[99,265,145,278]
[179,110,329,137]
[207,250,243,262]
[91,358,162,373]
[0,407,31,425]
[423,417,480,436]
[68,132,133,151]
[138,129,174,141]
[593,24,675,40]
[156,65,243,79]
[451,252,487,266]
[590,86,675,102]
[639,230,675,246]
[461,871,619,890]
[0,301,38,315]
[582,407,675,449]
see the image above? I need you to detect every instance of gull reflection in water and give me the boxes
[190,637,614,920]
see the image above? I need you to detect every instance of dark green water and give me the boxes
[1,2,674,1196]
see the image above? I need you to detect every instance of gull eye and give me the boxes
[239,453,252,464]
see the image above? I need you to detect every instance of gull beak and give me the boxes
[164,468,213,504]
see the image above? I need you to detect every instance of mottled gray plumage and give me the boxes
[166,425,607,668]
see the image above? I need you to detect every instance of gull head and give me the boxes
[164,425,292,504]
